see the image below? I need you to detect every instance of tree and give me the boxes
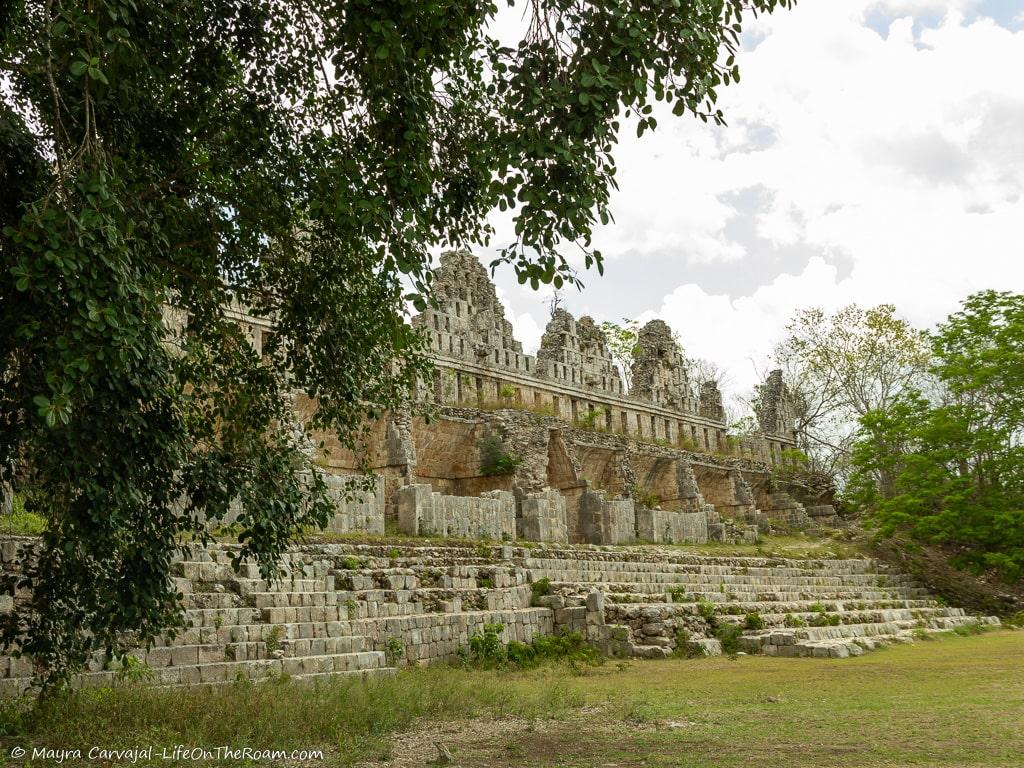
[685,356,728,390]
[846,292,1024,581]
[1,0,790,686]
[598,318,640,390]
[773,304,931,480]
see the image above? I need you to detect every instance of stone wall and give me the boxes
[408,250,796,466]
[323,474,386,535]
[579,489,636,545]
[518,488,569,544]
[396,484,516,540]
[635,508,709,544]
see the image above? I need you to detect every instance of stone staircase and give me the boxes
[519,545,999,659]
[0,539,1001,694]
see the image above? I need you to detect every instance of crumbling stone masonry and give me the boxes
[214,249,818,546]
[0,537,999,695]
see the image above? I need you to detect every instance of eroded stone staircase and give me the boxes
[0,538,1001,694]
[521,546,999,658]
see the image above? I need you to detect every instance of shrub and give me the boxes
[479,433,521,476]
[339,555,364,570]
[467,623,507,667]
[464,624,600,670]
[0,493,46,535]
[264,626,282,654]
[744,612,765,631]
[714,623,744,655]
[671,628,706,659]
[631,484,660,510]
[385,636,405,666]
[116,654,154,684]
[530,577,552,606]
[666,585,690,602]
[698,599,717,626]
[784,614,807,628]
[574,406,608,431]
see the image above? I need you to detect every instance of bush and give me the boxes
[671,628,706,659]
[464,624,600,670]
[631,484,660,510]
[0,493,46,535]
[530,577,552,606]
[714,622,744,655]
[666,585,690,602]
[479,433,521,476]
[385,636,405,666]
[698,599,717,626]
[744,612,765,631]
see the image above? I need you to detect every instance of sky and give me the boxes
[476,0,1024,398]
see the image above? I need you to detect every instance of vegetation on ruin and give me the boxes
[0,0,793,687]
[464,623,601,670]
[478,432,522,477]
[0,495,45,536]
[2,630,1021,767]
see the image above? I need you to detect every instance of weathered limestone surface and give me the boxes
[755,369,799,441]
[635,508,708,544]
[323,474,386,535]
[210,249,843,548]
[630,319,695,412]
[579,489,636,545]
[396,485,516,540]
[537,310,624,398]
[0,538,1000,695]
[519,488,569,544]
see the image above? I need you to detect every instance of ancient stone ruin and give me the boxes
[0,537,999,694]
[0,249,1000,695]
[273,249,820,547]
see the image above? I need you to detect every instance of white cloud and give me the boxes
[587,2,1024,394]
[495,285,544,354]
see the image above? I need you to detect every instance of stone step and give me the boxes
[184,606,262,627]
[604,590,942,610]
[523,557,892,577]
[2,648,388,693]
[547,581,928,601]
[528,567,911,587]
[742,615,994,650]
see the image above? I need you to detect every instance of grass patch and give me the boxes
[2,632,1022,767]
[0,493,46,535]
[3,632,1021,767]
[0,509,45,536]
[0,667,581,766]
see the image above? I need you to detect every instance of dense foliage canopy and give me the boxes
[0,0,788,685]
[846,291,1024,581]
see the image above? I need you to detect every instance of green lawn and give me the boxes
[2,631,1021,767]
